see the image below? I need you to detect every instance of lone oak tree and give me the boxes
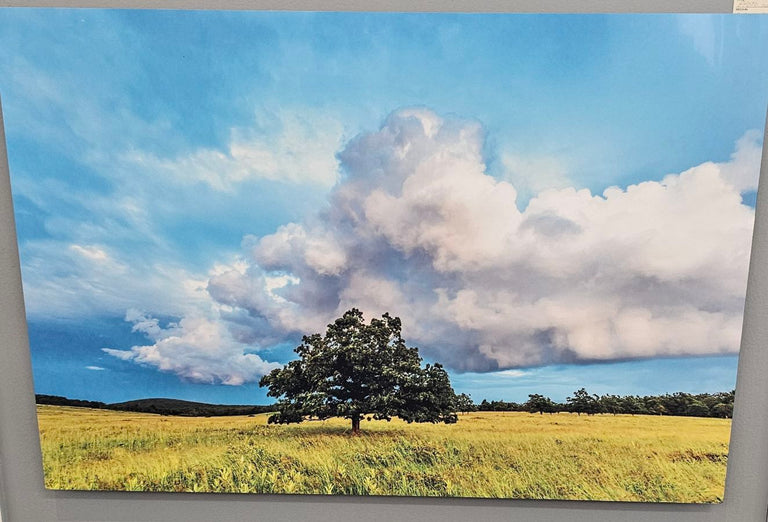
[259,308,459,434]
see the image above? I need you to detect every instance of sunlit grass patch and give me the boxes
[37,406,730,502]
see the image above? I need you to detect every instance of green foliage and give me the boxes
[711,403,733,419]
[470,390,734,420]
[645,396,668,416]
[686,401,710,418]
[599,395,622,415]
[619,395,647,415]
[454,393,475,413]
[527,394,556,414]
[567,388,602,415]
[259,309,458,432]
[476,399,522,412]
[36,394,106,409]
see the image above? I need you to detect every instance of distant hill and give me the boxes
[36,394,274,417]
[108,398,274,417]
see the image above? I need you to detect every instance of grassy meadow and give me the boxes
[37,405,730,502]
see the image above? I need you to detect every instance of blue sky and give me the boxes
[0,10,765,404]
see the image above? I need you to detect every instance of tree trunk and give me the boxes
[351,415,361,435]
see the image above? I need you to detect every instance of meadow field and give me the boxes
[36,405,730,502]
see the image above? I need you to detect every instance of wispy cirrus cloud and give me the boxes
[120,109,345,192]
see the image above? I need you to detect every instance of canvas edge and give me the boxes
[722,107,768,520]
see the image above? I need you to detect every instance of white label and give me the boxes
[734,0,768,13]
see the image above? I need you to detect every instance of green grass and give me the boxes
[37,406,730,502]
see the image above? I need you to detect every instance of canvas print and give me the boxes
[1,9,766,502]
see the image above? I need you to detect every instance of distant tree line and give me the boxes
[37,388,735,419]
[466,389,734,418]
[35,395,275,417]
[36,394,106,410]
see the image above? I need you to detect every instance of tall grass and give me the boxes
[37,406,730,502]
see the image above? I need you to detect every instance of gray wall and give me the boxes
[1,2,767,521]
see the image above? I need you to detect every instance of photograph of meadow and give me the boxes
[2,9,767,503]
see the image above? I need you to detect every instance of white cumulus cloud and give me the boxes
[103,310,281,385]
[204,108,761,372]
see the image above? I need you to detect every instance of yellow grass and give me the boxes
[36,406,730,502]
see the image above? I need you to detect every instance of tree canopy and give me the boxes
[566,388,601,415]
[527,394,556,415]
[259,309,459,433]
